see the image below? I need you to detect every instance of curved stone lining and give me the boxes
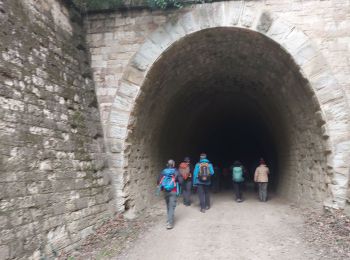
[107,2,350,211]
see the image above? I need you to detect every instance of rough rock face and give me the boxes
[0,0,113,259]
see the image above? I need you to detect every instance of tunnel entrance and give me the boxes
[159,90,279,188]
[160,91,278,187]
[124,27,329,211]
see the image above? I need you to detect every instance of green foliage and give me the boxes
[147,0,183,9]
[73,0,124,11]
[72,0,209,11]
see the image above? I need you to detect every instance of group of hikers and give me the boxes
[157,153,270,229]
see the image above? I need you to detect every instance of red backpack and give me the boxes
[179,162,191,180]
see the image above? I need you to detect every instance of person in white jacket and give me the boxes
[254,158,270,202]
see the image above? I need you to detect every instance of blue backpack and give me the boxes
[160,168,176,191]
[232,166,244,182]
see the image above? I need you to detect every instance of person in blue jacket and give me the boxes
[193,153,214,213]
[157,159,182,229]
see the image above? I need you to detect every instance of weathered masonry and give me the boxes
[86,0,350,215]
[0,1,113,259]
[0,0,350,259]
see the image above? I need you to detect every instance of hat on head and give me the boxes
[200,153,207,159]
[233,160,241,166]
[167,159,175,167]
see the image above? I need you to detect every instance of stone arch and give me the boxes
[106,2,350,212]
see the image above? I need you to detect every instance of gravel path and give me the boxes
[116,191,320,260]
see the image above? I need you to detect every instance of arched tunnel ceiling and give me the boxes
[134,28,314,155]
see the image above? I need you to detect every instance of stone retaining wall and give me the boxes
[0,1,113,259]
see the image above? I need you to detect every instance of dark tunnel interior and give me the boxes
[159,90,279,188]
[123,27,328,210]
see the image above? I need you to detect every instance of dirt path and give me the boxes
[116,191,321,260]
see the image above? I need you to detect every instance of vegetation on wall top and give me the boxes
[72,0,209,11]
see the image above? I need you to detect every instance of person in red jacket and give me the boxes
[178,157,193,206]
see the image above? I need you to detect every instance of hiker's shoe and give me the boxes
[205,206,210,210]
[237,198,243,203]
[200,209,206,213]
[166,223,173,229]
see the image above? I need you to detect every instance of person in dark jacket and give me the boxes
[158,159,182,229]
[179,157,193,206]
[193,153,214,213]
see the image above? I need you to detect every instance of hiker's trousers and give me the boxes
[197,184,210,209]
[164,191,177,225]
[182,180,192,205]
[233,182,243,200]
[258,182,268,201]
